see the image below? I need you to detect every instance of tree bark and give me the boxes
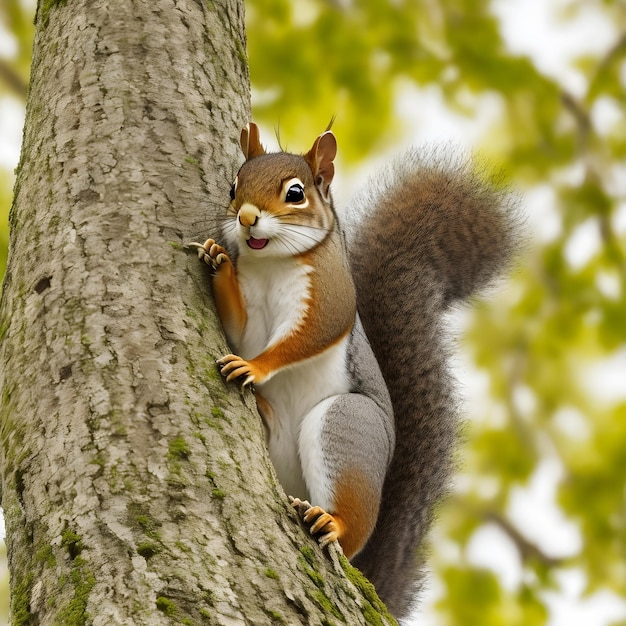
[0,1,392,624]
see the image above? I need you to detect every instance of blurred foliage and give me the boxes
[0,172,10,282]
[0,0,32,100]
[2,0,626,624]
[0,0,33,288]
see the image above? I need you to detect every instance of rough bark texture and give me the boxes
[0,1,393,624]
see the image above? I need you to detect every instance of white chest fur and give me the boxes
[234,254,352,500]
[234,255,312,359]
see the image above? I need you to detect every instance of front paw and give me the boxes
[188,238,231,271]
[217,354,263,387]
[290,497,339,549]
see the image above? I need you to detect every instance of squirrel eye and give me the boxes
[285,183,305,203]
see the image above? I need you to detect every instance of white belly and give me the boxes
[259,336,351,500]
[233,255,351,499]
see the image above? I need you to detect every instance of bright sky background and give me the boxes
[0,1,625,624]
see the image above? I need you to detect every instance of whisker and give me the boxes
[280,223,330,235]
[274,233,302,257]
[276,231,320,249]
[279,224,329,237]
[278,225,330,245]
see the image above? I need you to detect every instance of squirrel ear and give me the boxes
[240,122,266,160]
[304,131,337,197]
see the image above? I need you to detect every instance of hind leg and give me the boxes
[293,394,393,558]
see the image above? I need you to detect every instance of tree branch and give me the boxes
[0,59,28,99]
[483,510,565,568]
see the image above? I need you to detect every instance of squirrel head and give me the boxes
[222,122,338,258]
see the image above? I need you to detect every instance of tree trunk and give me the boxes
[0,1,393,624]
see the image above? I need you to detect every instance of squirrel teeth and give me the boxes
[247,236,269,250]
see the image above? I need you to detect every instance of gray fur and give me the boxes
[304,316,395,525]
[346,148,520,619]
[319,392,393,505]
[321,315,396,480]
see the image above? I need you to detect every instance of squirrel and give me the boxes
[190,122,517,620]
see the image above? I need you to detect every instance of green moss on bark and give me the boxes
[155,596,177,616]
[137,542,161,559]
[61,529,84,559]
[168,435,191,460]
[338,554,396,625]
[11,572,34,626]
[57,559,95,625]
[309,589,345,622]
[37,0,67,26]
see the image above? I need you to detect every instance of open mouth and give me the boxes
[247,236,269,250]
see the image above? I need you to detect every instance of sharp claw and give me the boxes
[185,242,206,259]
[228,366,253,381]
[217,355,235,366]
[318,532,337,548]
[188,239,230,271]
[303,507,322,524]
[221,361,244,375]
[309,517,327,532]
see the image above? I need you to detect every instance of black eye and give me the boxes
[229,183,236,201]
[285,184,305,203]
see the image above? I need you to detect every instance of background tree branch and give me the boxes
[0,59,27,99]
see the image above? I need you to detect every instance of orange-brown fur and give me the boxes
[324,468,380,559]
[211,256,247,344]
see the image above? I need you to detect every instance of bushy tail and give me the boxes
[347,149,519,620]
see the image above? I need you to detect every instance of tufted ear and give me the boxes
[304,131,337,198]
[240,122,266,160]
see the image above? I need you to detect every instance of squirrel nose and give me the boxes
[239,203,261,227]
